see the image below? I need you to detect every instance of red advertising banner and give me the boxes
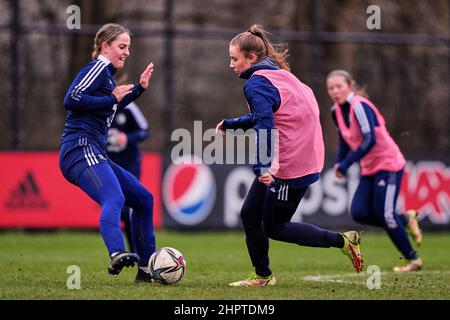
[0,152,162,229]
[400,161,450,225]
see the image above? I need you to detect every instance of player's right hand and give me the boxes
[113,84,134,102]
[258,173,274,186]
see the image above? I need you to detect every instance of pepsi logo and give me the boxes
[163,156,216,225]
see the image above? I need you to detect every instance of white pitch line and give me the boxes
[303,273,366,285]
[303,270,450,286]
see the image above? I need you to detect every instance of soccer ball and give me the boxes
[148,247,186,284]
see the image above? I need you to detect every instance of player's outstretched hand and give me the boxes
[215,120,225,136]
[113,84,134,102]
[139,63,154,89]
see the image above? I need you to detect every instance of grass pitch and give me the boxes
[0,230,449,300]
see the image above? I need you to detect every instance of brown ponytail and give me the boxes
[327,69,369,98]
[230,24,290,71]
[92,23,131,59]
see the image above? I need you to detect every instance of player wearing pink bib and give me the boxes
[216,25,364,287]
[327,69,423,273]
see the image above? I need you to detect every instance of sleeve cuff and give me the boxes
[252,166,270,177]
[337,162,350,175]
[222,119,232,129]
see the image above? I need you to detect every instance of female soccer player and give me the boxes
[327,69,423,273]
[216,25,364,287]
[59,23,155,282]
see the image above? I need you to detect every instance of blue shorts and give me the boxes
[59,136,108,185]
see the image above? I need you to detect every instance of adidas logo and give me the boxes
[377,179,386,187]
[4,172,49,210]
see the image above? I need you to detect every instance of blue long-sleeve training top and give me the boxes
[61,55,145,152]
[222,58,281,177]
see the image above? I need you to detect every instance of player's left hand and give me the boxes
[139,62,154,89]
[258,173,274,186]
[334,163,346,179]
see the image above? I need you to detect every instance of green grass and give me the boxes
[0,230,449,300]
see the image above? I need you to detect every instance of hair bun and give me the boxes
[247,24,262,36]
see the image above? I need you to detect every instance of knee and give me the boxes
[133,188,154,211]
[370,203,399,229]
[240,205,255,228]
[262,221,282,240]
[351,211,367,224]
[142,189,154,207]
[100,193,125,224]
[105,193,125,211]
[381,213,399,230]
[350,202,369,224]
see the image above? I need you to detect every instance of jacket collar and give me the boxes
[346,92,355,103]
[98,54,111,65]
[240,58,280,79]
[98,54,117,75]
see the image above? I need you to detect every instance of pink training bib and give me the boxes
[334,94,405,176]
[253,69,325,179]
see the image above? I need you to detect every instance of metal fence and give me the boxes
[1,0,449,151]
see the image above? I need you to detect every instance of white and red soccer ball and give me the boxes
[148,247,186,285]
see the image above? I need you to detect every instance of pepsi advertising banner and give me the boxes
[162,155,450,231]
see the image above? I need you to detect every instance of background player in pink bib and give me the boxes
[327,69,423,273]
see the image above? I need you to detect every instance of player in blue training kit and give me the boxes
[59,23,155,282]
[107,101,150,253]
